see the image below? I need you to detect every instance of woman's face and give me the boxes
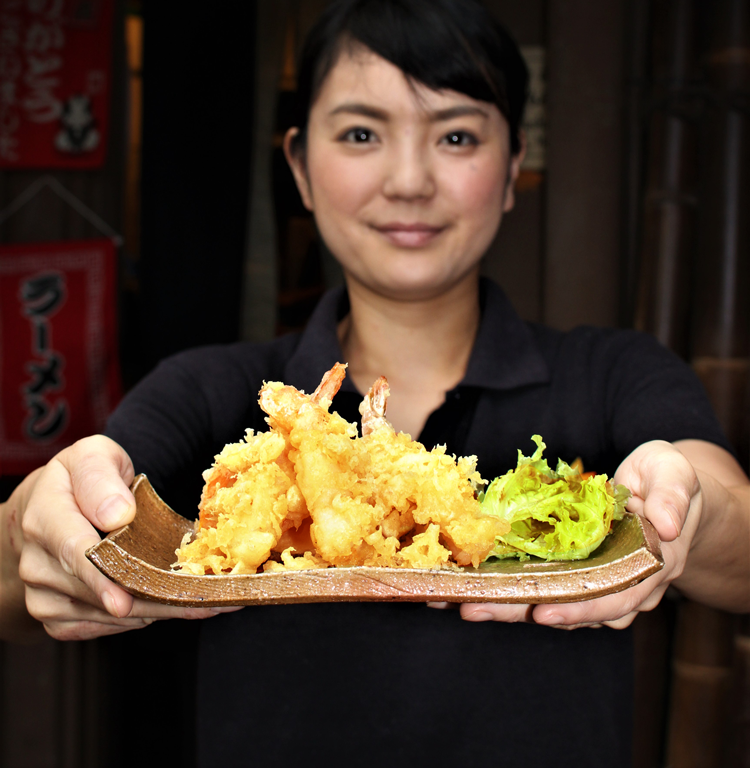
[285,45,523,302]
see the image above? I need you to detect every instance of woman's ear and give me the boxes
[283,127,314,211]
[502,129,527,213]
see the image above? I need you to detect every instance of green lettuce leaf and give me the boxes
[480,436,630,561]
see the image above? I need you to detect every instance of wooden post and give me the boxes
[666,0,750,766]
[544,0,626,330]
[631,4,701,765]
[690,0,750,468]
[666,603,738,766]
[731,613,750,767]
[634,0,701,358]
[621,0,651,328]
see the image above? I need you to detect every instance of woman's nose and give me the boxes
[382,142,436,200]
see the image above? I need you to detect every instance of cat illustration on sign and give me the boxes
[55,95,100,154]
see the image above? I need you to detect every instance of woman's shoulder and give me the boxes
[158,333,302,384]
[108,332,304,443]
[527,321,684,375]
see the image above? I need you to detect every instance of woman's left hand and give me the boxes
[441,439,749,628]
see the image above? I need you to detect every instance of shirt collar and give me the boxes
[283,278,549,396]
[461,278,549,390]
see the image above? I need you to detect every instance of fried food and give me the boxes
[175,430,306,575]
[173,364,509,574]
[357,377,506,567]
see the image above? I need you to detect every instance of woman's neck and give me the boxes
[338,272,481,437]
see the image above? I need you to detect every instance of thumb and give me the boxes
[61,435,137,532]
[615,441,698,543]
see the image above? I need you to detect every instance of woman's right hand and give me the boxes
[3,435,232,641]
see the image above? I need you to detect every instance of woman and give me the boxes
[2,1,748,765]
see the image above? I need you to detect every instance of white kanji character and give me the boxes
[24,21,64,52]
[0,132,19,161]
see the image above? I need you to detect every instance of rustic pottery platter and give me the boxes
[86,474,664,607]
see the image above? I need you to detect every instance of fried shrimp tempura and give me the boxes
[173,364,509,574]
[176,430,307,574]
[261,364,381,566]
[358,377,507,568]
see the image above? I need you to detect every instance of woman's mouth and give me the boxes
[372,222,446,248]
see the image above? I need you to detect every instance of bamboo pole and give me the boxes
[631,4,702,766]
[634,0,701,359]
[666,0,750,766]
[731,613,750,767]
[666,604,738,766]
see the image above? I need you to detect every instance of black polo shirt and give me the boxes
[105,279,728,768]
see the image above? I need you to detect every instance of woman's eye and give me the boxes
[441,131,478,147]
[341,127,376,143]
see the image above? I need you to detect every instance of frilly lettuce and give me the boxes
[480,435,630,561]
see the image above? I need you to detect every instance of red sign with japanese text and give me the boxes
[0,239,121,475]
[0,0,113,169]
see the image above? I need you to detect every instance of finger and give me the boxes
[641,480,697,543]
[22,458,138,619]
[551,611,640,630]
[26,583,151,628]
[23,503,137,620]
[532,576,669,627]
[615,441,699,542]
[21,536,242,625]
[20,545,217,620]
[548,622,605,631]
[603,611,639,630]
[124,598,242,620]
[44,619,155,642]
[29,586,242,643]
[538,615,638,630]
[459,603,534,623]
[20,541,117,611]
[28,581,230,623]
[61,435,137,531]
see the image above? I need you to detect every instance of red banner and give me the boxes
[0,0,114,169]
[0,239,121,475]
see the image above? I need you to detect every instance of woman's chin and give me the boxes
[348,266,479,304]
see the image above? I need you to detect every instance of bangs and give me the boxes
[340,0,505,108]
[293,0,528,154]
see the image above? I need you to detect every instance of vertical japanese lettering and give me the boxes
[19,270,69,441]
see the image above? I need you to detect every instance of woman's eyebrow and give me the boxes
[329,103,388,120]
[328,103,489,121]
[429,105,489,121]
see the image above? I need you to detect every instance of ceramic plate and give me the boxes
[86,474,664,607]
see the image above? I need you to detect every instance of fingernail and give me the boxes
[464,610,493,622]
[102,590,121,618]
[666,506,681,537]
[426,602,449,609]
[97,495,131,529]
[542,613,564,625]
[210,606,244,614]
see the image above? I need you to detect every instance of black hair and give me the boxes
[290,0,529,156]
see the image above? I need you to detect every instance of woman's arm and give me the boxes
[667,439,749,611]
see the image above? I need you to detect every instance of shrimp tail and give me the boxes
[360,376,393,436]
[259,363,348,431]
[311,362,347,409]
